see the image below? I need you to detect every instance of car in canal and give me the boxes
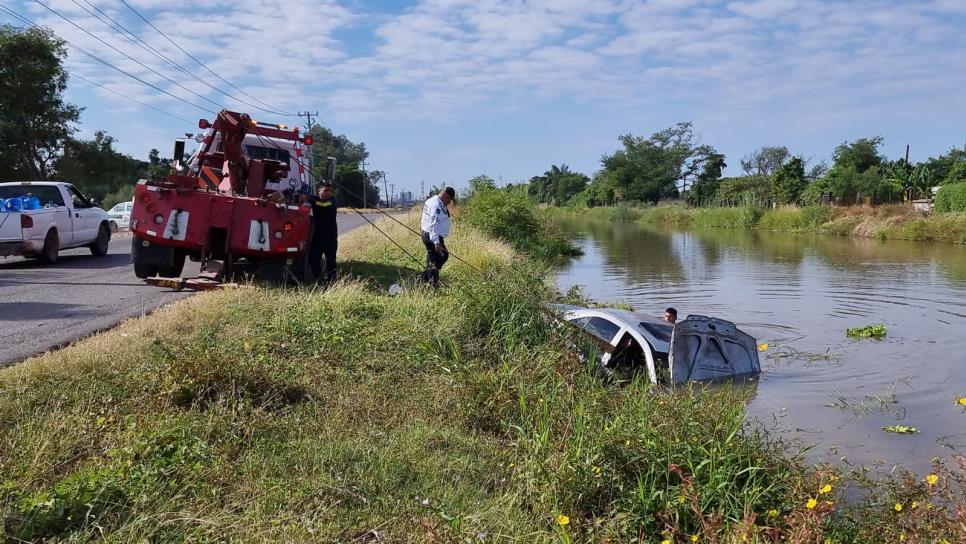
[549,304,761,385]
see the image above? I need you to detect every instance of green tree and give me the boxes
[308,125,368,167]
[943,161,966,185]
[327,164,379,208]
[770,157,807,204]
[527,164,589,205]
[596,122,717,204]
[55,131,148,203]
[832,137,884,174]
[688,153,726,205]
[0,25,82,180]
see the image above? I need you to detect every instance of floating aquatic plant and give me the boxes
[846,323,887,339]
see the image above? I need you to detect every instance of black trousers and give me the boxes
[309,230,338,282]
[421,231,448,285]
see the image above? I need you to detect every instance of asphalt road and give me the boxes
[0,213,379,368]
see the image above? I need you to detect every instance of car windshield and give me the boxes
[245,145,290,164]
[110,203,125,213]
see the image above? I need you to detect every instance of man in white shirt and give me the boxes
[419,187,455,286]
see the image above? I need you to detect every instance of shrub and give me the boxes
[935,182,966,212]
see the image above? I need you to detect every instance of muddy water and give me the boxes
[556,219,966,474]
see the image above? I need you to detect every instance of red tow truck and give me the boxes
[130,110,332,289]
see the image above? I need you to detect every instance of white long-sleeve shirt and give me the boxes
[420,195,451,244]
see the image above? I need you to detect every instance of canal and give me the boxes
[556,219,966,474]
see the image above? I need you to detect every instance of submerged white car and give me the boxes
[551,304,761,385]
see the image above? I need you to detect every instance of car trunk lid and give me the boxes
[669,315,761,384]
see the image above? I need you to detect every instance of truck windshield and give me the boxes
[246,145,290,164]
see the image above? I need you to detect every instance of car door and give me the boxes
[64,185,100,245]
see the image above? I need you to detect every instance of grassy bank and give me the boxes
[555,204,966,244]
[2,206,963,542]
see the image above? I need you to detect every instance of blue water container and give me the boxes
[3,197,23,212]
[0,199,5,212]
[23,196,41,210]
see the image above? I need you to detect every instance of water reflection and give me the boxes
[557,218,966,474]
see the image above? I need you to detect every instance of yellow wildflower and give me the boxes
[926,473,939,485]
[690,535,699,542]
[806,498,817,509]
[661,540,671,544]
[556,514,570,526]
[957,397,966,406]
[758,343,768,351]
[894,503,903,512]
[677,495,686,504]
[819,484,832,494]
[594,466,602,476]
[767,509,778,517]
[911,501,918,509]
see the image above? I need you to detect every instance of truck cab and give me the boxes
[0,182,111,263]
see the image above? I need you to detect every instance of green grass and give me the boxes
[2,207,964,542]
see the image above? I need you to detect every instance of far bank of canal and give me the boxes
[556,218,966,474]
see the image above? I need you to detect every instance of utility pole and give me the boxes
[298,111,318,190]
[359,159,368,208]
[381,172,389,209]
[389,183,395,208]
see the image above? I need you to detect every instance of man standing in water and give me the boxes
[306,182,339,283]
[420,187,455,287]
[664,307,678,324]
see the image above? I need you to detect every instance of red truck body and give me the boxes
[130,110,316,285]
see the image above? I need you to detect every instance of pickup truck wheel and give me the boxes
[90,224,111,256]
[38,230,59,264]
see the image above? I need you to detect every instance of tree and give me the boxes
[596,122,717,204]
[0,25,81,180]
[326,164,379,208]
[687,153,726,205]
[740,146,790,178]
[770,157,807,204]
[308,125,368,167]
[527,164,589,205]
[54,131,148,203]
[832,137,884,173]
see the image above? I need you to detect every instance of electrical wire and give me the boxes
[250,131,485,275]
[31,0,231,113]
[117,0,297,117]
[71,0,293,118]
[0,4,215,113]
[71,72,194,123]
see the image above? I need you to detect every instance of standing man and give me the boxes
[420,187,455,286]
[305,182,339,282]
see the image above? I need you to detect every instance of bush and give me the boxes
[935,182,966,212]
[460,182,578,260]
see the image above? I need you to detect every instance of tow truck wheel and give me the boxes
[159,250,186,278]
[132,236,159,278]
[38,230,59,264]
[90,224,111,256]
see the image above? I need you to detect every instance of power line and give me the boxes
[31,0,231,113]
[0,4,215,113]
[71,72,194,124]
[117,0,297,117]
[71,0,293,118]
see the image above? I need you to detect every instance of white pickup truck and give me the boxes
[0,181,111,263]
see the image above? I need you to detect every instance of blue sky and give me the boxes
[5,0,966,197]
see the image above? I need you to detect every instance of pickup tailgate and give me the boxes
[0,212,22,243]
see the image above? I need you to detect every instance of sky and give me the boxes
[4,0,966,197]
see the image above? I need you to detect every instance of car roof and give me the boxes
[549,304,673,353]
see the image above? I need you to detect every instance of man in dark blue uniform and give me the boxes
[306,183,338,282]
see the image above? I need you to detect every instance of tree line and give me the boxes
[0,25,379,210]
[526,124,966,209]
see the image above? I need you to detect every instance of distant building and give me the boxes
[399,190,413,204]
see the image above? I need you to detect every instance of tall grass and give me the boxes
[2,203,964,541]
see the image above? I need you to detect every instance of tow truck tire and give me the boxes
[132,237,159,278]
[38,230,59,264]
[90,224,111,256]
[159,250,186,278]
